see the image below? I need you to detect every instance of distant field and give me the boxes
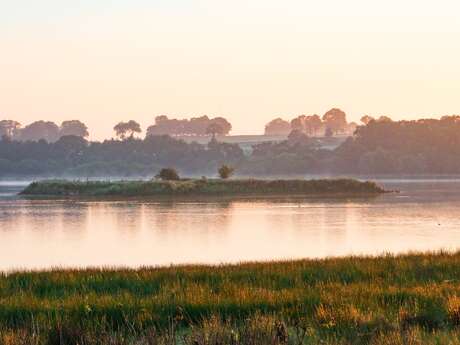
[179,134,288,155]
[177,134,288,144]
[2,252,460,344]
[175,134,348,154]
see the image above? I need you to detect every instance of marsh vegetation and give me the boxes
[3,252,460,344]
[20,178,384,197]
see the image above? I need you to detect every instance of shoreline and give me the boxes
[1,249,456,274]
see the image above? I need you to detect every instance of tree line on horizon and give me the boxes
[0,133,245,177]
[1,115,460,177]
[263,108,394,137]
[1,108,374,143]
[0,115,233,143]
[0,120,89,143]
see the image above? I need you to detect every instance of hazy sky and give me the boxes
[2,0,460,140]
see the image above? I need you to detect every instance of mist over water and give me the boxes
[2,180,460,271]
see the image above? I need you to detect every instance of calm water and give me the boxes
[2,180,460,271]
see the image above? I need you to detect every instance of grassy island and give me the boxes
[2,252,460,344]
[20,178,385,197]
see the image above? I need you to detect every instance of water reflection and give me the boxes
[2,181,460,270]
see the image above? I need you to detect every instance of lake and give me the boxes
[2,180,460,271]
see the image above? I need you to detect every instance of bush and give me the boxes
[218,165,235,179]
[155,168,180,181]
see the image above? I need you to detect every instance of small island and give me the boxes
[20,178,385,197]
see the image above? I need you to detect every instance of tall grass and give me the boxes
[20,178,385,197]
[2,252,460,343]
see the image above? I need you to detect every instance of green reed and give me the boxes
[2,251,460,344]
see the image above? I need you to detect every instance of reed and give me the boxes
[2,252,460,344]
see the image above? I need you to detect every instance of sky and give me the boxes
[2,0,460,140]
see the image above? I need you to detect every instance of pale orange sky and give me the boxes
[2,0,460,140]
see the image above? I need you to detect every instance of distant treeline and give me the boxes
[0,108,361,143]
[336,116,460,174]
[264,108,358,136]
[0,135,244,177]
[263,109,395,137]
[146,115,232,136]
[0,109,361,143]
[1,116,460,177]
[254,115,460,175]
[0,120,89,143]
[0,115,232,143]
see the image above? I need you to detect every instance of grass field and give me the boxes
[20,178,384,197]
[2,252,460,344]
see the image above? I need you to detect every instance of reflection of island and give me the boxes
[145,200,234,237]
[102,202,145,237]
[0,200,90,235]
[134,200,236,265]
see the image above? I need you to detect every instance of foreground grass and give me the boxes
[20,178,384,197]
[3,252,460,344]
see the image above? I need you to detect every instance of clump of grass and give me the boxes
[20,178,385,197]
[447,295,460,325]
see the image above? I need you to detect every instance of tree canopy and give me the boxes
[146,115,232,136]
[114,120,142,140]
[0,120,21,140]
[264,109,351,137]
[0,133,244,178]
[60,120,89,138]
[17,121,61,142]
[0,119,91,143]
[2,115,460,177]
[264,118,291,135]
[322,108,347,135]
